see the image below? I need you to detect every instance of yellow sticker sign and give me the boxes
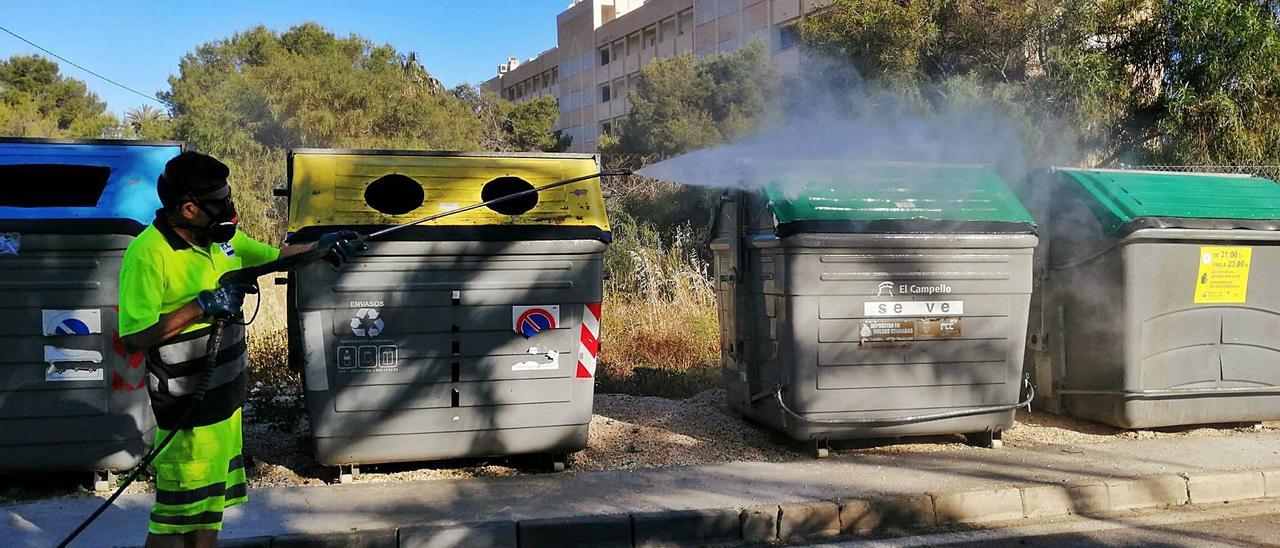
[1194,246,1252,304]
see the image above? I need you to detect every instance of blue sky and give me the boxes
[0,1,565,116]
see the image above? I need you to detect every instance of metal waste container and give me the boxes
[1029,168,1280,428]
[284,150,608,475]
[0,138,184,482]
[713,163,1037,451]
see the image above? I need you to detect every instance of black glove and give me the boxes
[195,283,258,320]
[315,230,367,268]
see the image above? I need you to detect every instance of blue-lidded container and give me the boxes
[0,138,187,480]
[0,138,184,233]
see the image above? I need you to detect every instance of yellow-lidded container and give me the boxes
[286,150,609,236]
[285,149,610,469]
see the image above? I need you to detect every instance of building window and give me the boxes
[679,9,694,36]
[600,83,612,102]
[644,26,657,48]
[612,40,625,62]
[695,0,716,25]
[601,120,613,136]
[551,67,559,83]
[779,24,801,51]
[627,32,641,54]
[600,47,611,66]
[660,17,676,43]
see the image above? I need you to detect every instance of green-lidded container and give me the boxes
[1056,168,1280,236]
[1030,168,1280,428]
[712,162,1038,450]
[762,163,1036,235]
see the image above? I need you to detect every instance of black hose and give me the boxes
[58,319,229,548]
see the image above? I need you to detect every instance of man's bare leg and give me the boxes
[144,529,218,548]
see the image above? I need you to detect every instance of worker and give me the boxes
[117,151,363,548]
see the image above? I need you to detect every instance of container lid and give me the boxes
[761,163,1035,235]
[0,139,181,231]
[1056,168,1280,235]
[286,150,610,242]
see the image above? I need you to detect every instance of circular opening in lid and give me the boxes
[364,174,424,215]
[482,176,538,215]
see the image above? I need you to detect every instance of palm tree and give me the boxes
[124,105,172,139]
[125,105,165,131]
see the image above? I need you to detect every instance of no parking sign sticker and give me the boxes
[513,305,559,338]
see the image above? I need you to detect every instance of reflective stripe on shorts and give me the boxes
[155,482,227,506]
[149,511,224,527]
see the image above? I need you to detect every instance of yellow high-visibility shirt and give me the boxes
[118,213,279,336]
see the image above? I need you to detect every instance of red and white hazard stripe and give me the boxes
[576,303,601,379]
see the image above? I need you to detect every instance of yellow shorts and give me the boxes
[148,408,247,535]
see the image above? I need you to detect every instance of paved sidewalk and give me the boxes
[7,433,1280,546]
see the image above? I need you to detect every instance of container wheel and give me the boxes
[814,440,832,459]
[92,470,116,493]
[550,454,568,473]
[964,430,1003,449]
[337,464,360,484]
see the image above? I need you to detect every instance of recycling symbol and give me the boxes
[350,308,384,338]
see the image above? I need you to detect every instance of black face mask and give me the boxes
[185,194,239,244]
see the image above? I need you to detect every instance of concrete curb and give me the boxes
[399,520,517,548]
[220,469,1280,547]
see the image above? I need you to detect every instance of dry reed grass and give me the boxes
[597,220,723,397]
[242,284,304,429]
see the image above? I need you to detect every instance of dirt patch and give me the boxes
[239,388,798,485]
[1004,409,1280,446]
[579,389,802,469]
[823,409,1280,456]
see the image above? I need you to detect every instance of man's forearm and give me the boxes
[121,301,205,354]
[280,243,313,259]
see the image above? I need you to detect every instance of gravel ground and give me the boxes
[578,389,802,469]
[240,389,1280,486]
[5,390,1278,503]
[240,388,803,486]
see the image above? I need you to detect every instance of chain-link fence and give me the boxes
[1126,164,1280,181]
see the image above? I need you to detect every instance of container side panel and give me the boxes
[0,233,153,472]
[297,240,602,464]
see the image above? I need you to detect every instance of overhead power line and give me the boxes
[0,24,169,107]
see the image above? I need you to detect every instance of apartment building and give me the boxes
[483,0,826,152]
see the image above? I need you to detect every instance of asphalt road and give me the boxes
[816,499,1280,547]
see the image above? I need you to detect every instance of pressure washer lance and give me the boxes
[58,170,629,547]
